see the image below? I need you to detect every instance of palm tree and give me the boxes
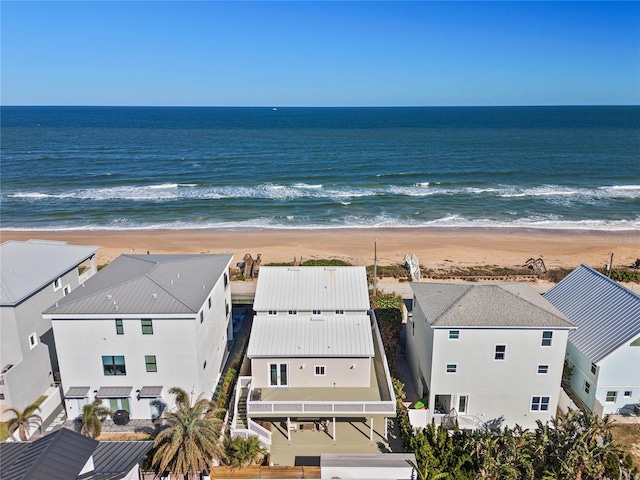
[81,399,111,439]
[152,387,224,479]
[5,403,42,441]
[223,435,266,469]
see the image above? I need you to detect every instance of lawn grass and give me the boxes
[0,422,9,441]
[612,423,640,470]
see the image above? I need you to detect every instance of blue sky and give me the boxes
[2,1,639,106]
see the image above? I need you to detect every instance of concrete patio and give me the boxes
[266,416,403,466]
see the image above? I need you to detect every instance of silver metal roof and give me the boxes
[544,264,640,363]
[138,386,163,398]
[44,254,232,316]
[0,240,98,306]
[0,428,153,480]
[247,315,375,358]
[411,282,574,329]
[0,428,98,480]
[79,440,153,480]
[321,452,417,468]
[96,386,132,398]
[65,386,91,398]
[253,266,370,312]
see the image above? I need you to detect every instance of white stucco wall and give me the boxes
[405,298,434,399]
[250,356,371,389]
[429,327,568,429]
[594,337,640,415]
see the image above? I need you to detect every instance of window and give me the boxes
[531,396,550,411]
[315,365,326,376]
[584,381,591,395]
[141,319,153,334]
[225,302,229,316]
[269,363,288,386]
[590,363,597,375]
[606,391,617,403]
[224,272,229,288]
[203,361,207,370]
[494,345,506,361]
[624,391,632,398]
[28,332,38,350]
[115,319,124,335]
[288,310,297,315]
[53,277,62,291]
[208,297,212,309]
[102,356,126,376]
[268,310,277,315]
[446,364,457,374]
[541,331,553,347]
[537,364,549,374]
[335,309,344,315]
[313,310,321,315]
[449,330,459,340]
[411,319,415,337]
[63,285,71,296]
[458,395,468,414]
[145,355,157,372]
[200,311,204,323]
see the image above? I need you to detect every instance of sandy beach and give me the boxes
[1,228,638,272]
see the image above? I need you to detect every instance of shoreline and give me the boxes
[1,227,638,271]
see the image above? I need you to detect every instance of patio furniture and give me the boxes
[300,422,315,431]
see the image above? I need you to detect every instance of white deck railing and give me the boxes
[247,399,395,415]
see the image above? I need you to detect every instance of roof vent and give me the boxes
[171,279,174,284]
[324,267,337,271]
[152,293,158,299]
[114,306,119,311]
[288,267,300,271]
[177,273,180,278]
[107,295,112,300]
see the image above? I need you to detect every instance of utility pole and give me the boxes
[373,238,378,293]
[606,252,614,277]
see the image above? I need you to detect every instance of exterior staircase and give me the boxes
[237,387,249,429]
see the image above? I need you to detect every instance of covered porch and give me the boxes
[265,415,403,466]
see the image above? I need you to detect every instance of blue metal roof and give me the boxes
[544,264,640,363]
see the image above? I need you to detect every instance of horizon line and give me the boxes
[2,104,639,108]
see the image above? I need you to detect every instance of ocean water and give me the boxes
[1,106,639,231]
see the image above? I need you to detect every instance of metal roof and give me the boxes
[544,264,640,363]
[0,428,98,480]
[411,282,574,329]
[78,441,153,480]
[0,429,153,480]
[321,453,416,468]
[43,254,232,316]
[0,240,98,306]
[253,266,370,312]
[138,386,163,398]
[65,386,91,398]
[247,315,375,358]
[96,387,132,398]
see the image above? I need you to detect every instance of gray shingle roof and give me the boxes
[247,315,375,358]
[253,266,370,312]
[544,264,640,363]
[43,254,232,316]
[411,282,574,328]
[0,240,98,305]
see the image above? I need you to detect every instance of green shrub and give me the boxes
[216,365,238,409]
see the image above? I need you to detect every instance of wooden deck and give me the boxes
[209,466,321,478]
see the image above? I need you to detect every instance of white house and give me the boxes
[44,254,232,420]
[406,282,575,430]
[0,240,98,420]
[231,266,395,449]
[544,264,640,416]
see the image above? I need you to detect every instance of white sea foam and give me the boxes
[6,215,638,232]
